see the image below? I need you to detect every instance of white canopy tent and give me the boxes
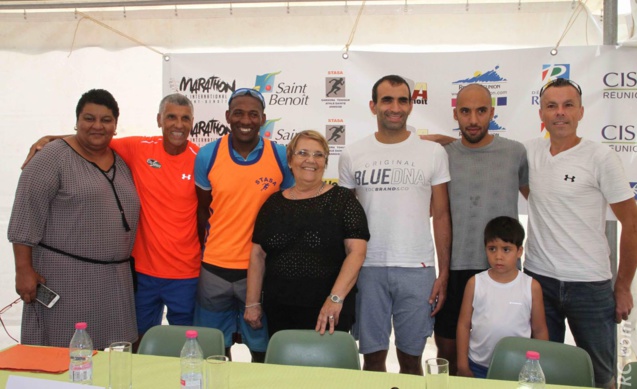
[1,0,636,371]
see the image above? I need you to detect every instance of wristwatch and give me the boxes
[329,294,344,304]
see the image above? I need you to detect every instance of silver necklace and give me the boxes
[290,181,325,200]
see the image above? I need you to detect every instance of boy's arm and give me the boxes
[530,279,549,340]
[456,276,476,377]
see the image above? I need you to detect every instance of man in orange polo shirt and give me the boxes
[194,88,294,362]
[112,94,200,342]
[23,94,201,344]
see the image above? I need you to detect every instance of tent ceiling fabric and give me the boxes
[1,1,627,53]
[0,0,606,10]
[0,0,634,53]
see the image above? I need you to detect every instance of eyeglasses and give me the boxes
[539,78,582,97]
[293,150,327,160]
[0,297,21,315]
[228,88,266,109]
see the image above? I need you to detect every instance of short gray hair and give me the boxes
[158,93,194,115]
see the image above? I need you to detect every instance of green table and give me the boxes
[0,351,589,388]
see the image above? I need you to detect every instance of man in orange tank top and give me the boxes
[194,88,294,362]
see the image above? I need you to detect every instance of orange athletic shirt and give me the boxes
[111,136,201,279]
[202,136,284,270]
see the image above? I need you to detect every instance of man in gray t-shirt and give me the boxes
[423,83,528,374]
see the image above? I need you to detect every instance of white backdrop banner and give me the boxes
[163,46,637,195]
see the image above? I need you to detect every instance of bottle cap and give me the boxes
[185,330,198,339]
[75,322,87,330]
[526,350,540,360]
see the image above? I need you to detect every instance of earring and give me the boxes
[113,131,118,136]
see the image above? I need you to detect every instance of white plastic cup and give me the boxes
[425,358,449,389]
[109,341,132,389]
[205,355,229,389]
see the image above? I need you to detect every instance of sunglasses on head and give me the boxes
[539,78,582,97]
[228,88,266,109]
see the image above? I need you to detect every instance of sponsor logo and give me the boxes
[326,77,346,98]
[182,174,192,180]
[255,177,278,191]
[178,76,236,94]
[452,66,508,112]
[268,82,309,106]
[412,82,428,105]
[255,71,309,106]
[564,175,576,182]
[631,182,637,200]
[146,159,162,169]
[260,118,281,139]
[326,124,346,145]
[601,124,637,153]
[532,64,571,105]
[273,128,301,143]
[541,64,570,82]
[322,72,350,108]
[254,72,281,93]
[602,71,637,99]
[191,118,231,139]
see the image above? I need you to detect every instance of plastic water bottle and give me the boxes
[180,330,204,389]
[518,350,546,389]
[69,322,93,385]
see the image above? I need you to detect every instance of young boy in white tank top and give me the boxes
[456,216,549,378]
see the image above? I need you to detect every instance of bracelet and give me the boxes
[245,302,261,308]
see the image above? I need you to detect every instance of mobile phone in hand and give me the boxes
[36,283,60,308]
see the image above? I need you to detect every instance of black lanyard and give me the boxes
[93,162,131,232]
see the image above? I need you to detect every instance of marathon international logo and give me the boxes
[168,75,237,105]
[326,121,346,145]
[452,115,506,132]
[452,66,508,107]
[176,76,236,94]
[191,117,231,146]
[255,71,309,106]
[260,118,281,139]
[412,82,428,106]
[602,71,637,100]
[601,124,637,154]
[631,183,637,200]
[532,64,571,105]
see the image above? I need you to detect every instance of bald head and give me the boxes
[456,84,492,105]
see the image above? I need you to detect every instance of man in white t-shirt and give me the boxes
[525,78,637,389]
[339,75,451,375]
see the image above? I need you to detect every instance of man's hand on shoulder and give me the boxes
[21,135,67,169]
[419,134,457,146]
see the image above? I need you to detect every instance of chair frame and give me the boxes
[137,325,225,358]
[487,336,595,387]
[265,329,361,370]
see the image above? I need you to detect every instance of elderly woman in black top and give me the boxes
[244,130,369,336]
